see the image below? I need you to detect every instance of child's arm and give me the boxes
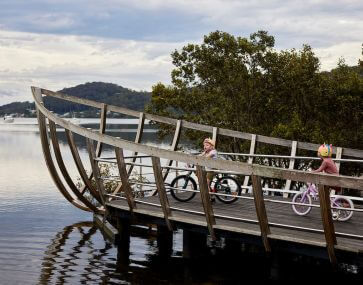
[313,160,327,173]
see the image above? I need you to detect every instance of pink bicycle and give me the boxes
[292,183,354,221]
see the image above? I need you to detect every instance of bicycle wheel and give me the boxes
[292,193,312,216]
[213,176,241,204]
[331,196,354,222]
[170,175,197,202]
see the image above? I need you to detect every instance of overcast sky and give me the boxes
[0,0,362,104]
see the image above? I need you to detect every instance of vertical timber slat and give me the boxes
[31,87,89,211]
[49,121,99,212]
[331,147,343,195]
[80,103,107,195]
[115,147,136,211]
[86,138,107,207]
[243,134,256,193]
[283,140,298,198]
[317,184,337,265]
[152,157,173,230]
[65,129,103,203]
[335,147,343,172]
[127,112,145,176]
[252,175,271,252]
[162,119,182,181]
[212,127,218,149]
[196,166,216,241]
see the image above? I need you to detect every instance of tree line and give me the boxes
[146,30,362,177]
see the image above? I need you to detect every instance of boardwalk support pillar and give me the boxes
[157,225,173,258]
[183,230,208,259]
[116,218,131,272]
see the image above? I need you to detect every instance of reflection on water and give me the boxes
[0,119,361,284]
[34,222,362,284]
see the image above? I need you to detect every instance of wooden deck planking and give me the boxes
[107,194,363,252]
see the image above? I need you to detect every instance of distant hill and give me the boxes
[0,101,36,117]
[0,82,151,117]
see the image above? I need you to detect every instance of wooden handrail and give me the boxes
[38,87,363,158]
[31,87,363,191]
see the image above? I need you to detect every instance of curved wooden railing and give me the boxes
[32,87,363,265]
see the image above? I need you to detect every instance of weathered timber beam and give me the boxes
[65,129,102,203]
[127,112,145,176]
[212,127,218,149]
[86,138,107,207]
[115,147,136,210]
[242,134,256,194]
[283,140,298,198]
[49,120,100,213]
[152,157,173,230]
[80,104,107,195]
[252,175,271,252]
[162,119,182,181]
[196,166,216,240]
[32,87,89,211]
[318,184,337,265]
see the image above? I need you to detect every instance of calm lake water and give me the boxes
[0,118,361,284]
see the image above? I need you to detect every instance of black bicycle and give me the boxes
[169,164,241,204]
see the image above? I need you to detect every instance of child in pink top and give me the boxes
[313,157,338,175]
[313,144,338,174]
[313,143,340,193]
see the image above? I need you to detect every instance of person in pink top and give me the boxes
[313,143,341,193]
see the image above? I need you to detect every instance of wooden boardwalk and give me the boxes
[30,87,363,266]
[107,194,363,257]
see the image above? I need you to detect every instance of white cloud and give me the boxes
[0,29,184,104]
[314,41,362,71]
[0,1,362,105]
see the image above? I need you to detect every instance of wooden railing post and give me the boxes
[331,147,343,195]
[96,103,107,155]
[127,112,145,176]
[152,157,173,230]
[48,120,99,213]
[65,129,102,204]
[252,175,271,252]
[115,147,136,211]
[212,127,218,149]
[86,138,107,207]
[162,119,182,181]
[80,103,107,195]
[242,134,256,193]
[196,166,216,241]
[283,140,298,198]
[317,184,337,265]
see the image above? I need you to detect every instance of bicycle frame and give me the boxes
[292,183,354,221]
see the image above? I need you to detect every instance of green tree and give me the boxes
[146,30,362,177]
